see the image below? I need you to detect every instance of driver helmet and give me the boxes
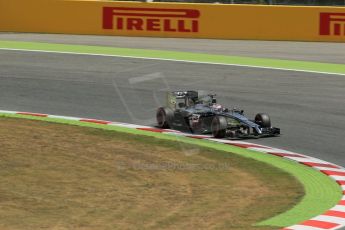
[212,103,223,111]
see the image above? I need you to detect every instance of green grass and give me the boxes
[0,113,341,227]
[0,40,345,75]
[0,117,303,229]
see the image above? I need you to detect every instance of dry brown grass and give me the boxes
[0,118,303,230]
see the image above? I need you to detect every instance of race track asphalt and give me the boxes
[1,33,344,64]
[1,49,345,167]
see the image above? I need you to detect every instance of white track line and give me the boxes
[0,48,344,76]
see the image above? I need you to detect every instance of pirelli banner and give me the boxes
[0,0,345,42]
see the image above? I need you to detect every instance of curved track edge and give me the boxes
[0,110,343,229]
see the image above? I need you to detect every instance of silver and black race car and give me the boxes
[156,90,280,138]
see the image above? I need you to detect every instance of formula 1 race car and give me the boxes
[156,91,280,139]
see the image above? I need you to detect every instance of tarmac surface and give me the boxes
[1,33,345,64]
[1,47,345,166]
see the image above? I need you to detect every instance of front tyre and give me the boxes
[211,116,227,138]
[156,107,173,129]
[255,113,271,128]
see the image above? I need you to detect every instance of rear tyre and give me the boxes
[255,113,271,128]
[156,107,173,129]
[211,116,227,138]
